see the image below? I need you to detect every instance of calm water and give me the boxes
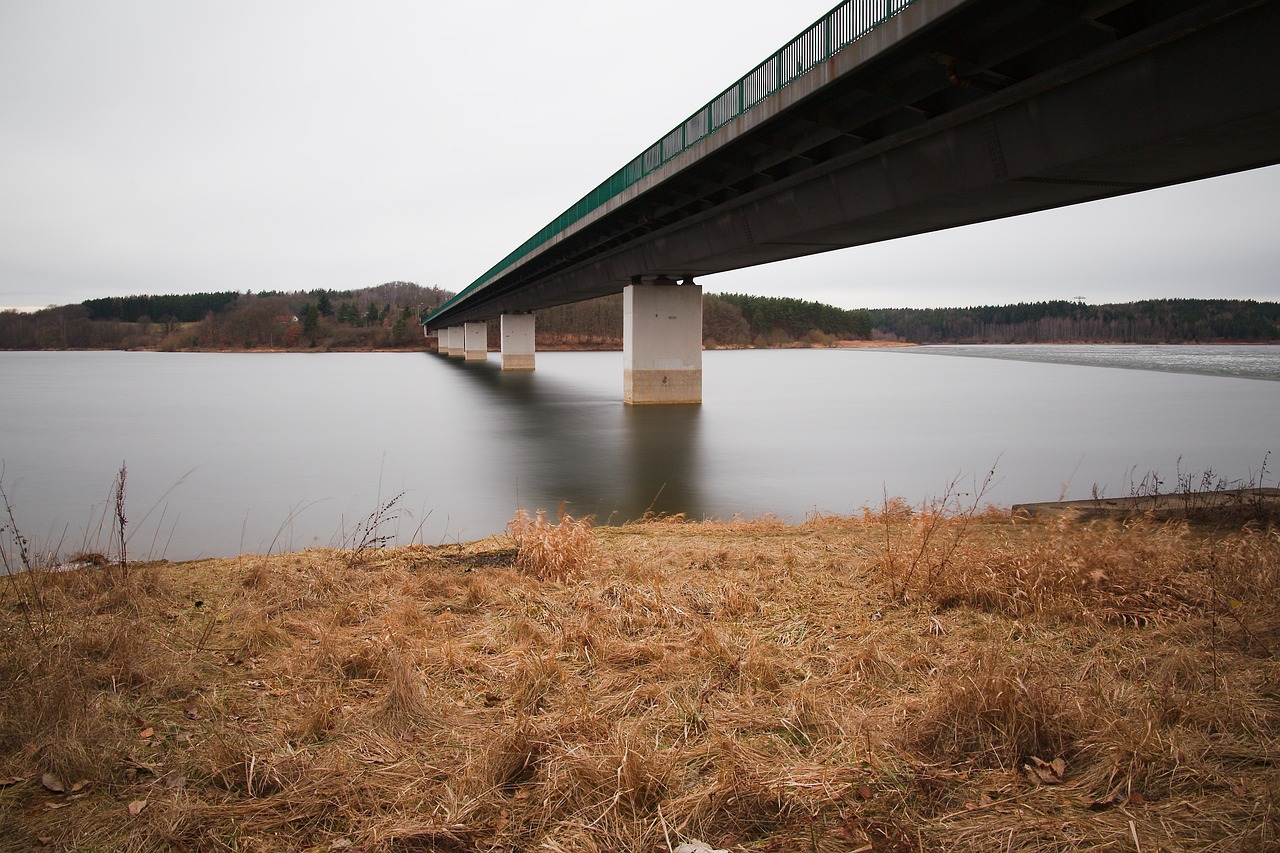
[1,346,1276,561]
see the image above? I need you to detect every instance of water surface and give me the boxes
[0,346,1275,561]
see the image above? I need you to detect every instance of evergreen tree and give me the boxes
[337,301,360,325]
[299,304,319,344]
[391,306,411,344]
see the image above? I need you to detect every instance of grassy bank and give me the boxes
[2,506,1277,851]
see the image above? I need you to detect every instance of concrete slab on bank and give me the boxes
[1013,488,1280,523]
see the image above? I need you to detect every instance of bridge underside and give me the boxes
[429,0,1280,328]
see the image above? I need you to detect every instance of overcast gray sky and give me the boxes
[3,0,1278,312]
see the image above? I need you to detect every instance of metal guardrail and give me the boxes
[429,0,918,323]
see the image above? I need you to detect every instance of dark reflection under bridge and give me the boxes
[438,355,705,522]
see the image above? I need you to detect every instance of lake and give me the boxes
[1,346,1276,562]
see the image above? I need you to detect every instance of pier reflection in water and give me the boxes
[438,354,704,522]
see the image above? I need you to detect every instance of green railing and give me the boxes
[428,0,918,323]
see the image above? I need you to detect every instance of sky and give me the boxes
[2,0,1278,313]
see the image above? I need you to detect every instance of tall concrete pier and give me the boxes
[500,313,536,371]
[623,280,702,405]
[446,326,464,358]
[463,322,488,361]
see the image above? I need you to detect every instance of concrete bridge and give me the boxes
[424,0,1280,403]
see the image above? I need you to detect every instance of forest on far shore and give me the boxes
[2,285,1277,351]
[0,283,450,351]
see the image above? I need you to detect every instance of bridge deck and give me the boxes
[426,0,1280,329]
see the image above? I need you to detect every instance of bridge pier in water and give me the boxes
[623,279,702,405]
[500,313,535,371]
[463,322,488,361]
[444,326,464,357]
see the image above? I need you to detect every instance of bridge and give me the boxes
[424,0,1280,403]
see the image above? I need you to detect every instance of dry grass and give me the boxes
[1,509,1278,851]
[508,507,596,581]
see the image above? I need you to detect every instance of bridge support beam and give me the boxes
[623,279,702,405]
[500,313,536,371]
[445,326,464,357]
[463,322,488,361]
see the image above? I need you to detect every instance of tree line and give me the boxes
[530,292,872,348]
[6,288,1277,351]
[0,283,450,351]
[866,299,1280,343]
[82,292,241,323]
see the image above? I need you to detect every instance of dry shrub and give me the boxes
[870,496,991,604]
[507,508,595,581]
[911,649,1077,769]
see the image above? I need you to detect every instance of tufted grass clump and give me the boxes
[507,507,595,581]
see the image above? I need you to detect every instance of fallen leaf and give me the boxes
[0,776,24,787]
[40,772,65,793]
[128,799,148,816]
[164,772,187,790]
[1024,756,1066,785]
[69,779,88,793]
[329,839,353,850]
[856,785,873,800]
[139,727,155,739]
[37,838,53,846]
[45,802,70,810]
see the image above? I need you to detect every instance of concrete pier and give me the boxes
[500,313,536,371]
[623,279,702,405]
[463,322,488,361]
[446,326,464,357]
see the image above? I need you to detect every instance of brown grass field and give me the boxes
[2,504,1278,851]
